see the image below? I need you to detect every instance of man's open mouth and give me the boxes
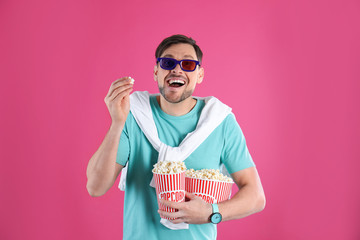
[168,79,185,88]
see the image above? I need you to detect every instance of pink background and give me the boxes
[1,0,359,239]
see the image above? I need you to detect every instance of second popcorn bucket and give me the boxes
[152,161,186,220]
[185,169,234,204]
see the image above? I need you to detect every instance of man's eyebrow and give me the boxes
[162,54,174,58]
[183,55,195,59]
[162,54,196,60]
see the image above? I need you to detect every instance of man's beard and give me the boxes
[159,86,194,104]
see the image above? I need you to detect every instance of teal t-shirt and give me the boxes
[116,94,254,240]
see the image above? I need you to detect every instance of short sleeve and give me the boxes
[221,114,255,174]
[116,123,130,166]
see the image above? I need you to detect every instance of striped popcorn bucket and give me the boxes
[153,171,185,220]
[185,177,233,204]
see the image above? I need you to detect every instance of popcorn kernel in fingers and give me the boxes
[128,76,135,84]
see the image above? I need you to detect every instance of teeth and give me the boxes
[169,79,185,85]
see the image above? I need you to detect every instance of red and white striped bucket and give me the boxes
[153,171,185,220]
[185,177,233,204]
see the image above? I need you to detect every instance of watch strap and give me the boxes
[211,203,219,213]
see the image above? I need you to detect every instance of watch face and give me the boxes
[210,213,222,224]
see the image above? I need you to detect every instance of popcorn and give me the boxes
[185,169,233,183]
[128,76,135,84]
[152,161,186,174]
[185,169,234,204]
[153,163,233,206]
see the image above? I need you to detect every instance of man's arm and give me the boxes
[86,77,133,197]
[86,125,124,197]
[158,166,265,223]
[218,167,265,221]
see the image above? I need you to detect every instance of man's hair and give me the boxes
[155,34,203,64]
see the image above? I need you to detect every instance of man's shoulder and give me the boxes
[221,113,237,127]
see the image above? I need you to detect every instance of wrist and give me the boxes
[206,203,213,223]
[109,122,125,137]
[110,121,125,131]
[209,203,222,224]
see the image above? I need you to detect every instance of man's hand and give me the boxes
[104,77,134,126]
[158,192,212,224]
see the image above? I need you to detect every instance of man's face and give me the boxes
[154,43,204,104]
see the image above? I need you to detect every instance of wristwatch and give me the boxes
[209,203,222,224]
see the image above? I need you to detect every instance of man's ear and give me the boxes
[197,66,204,84]
[154,65,158,81]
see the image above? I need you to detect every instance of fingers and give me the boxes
[107,77,134,99]
[158,209,182,220]
[111,76,134,87]
[185,191,196,201]
[158,200,183,221]
[105,77,134,103]
[159,199,182,209]
[158,193,212,224]
[110,84,133,102]
[104,85,132,105]
[158,200,188,223]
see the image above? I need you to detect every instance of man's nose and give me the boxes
[171,62,183,74]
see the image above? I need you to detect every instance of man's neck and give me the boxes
[156,95,197,116]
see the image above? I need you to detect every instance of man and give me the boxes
[86,34,265,239]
